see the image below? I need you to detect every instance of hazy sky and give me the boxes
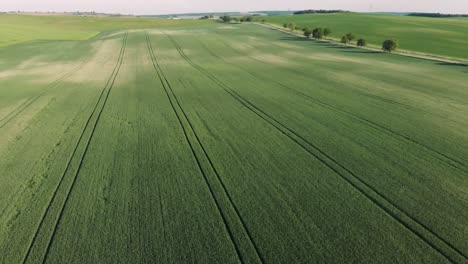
[2,0,468,15]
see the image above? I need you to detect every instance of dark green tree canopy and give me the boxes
[382,39,398,52]
[220,16,232,23]
[312,28,324,39]
[323,28,331,37]
[341,35,349,44]
[303,28,312,38]
[357,38,367,47]
[345,33,355,42]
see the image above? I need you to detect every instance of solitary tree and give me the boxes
[323,28,331,37]
[246,16,253,22]
[283,23,288,29]
[341,35,349,44]
[312,28,324,39]
[357,38,367,46]
[382,39,398,52]
[303,28,312,38]
[288,22,296,31]
[261,19,266,23]
[345,33,356,42]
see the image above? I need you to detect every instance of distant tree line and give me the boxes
[238,16,254,22]
[72,11,97,15]
[219,15,232,22]
[199,15,214,20]
[219,15,255,23]
[293,10,349,15]
[408,13,468,18]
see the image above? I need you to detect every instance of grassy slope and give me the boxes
[260,13,468,59]
[0,22,467,262]
[0,14,213,47]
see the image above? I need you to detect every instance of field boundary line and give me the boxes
[0,39,105,129]
[195,37,468,173]
[169,35,467,263]
[21,32,128,264]
[146,32,264,264]
[255,22,468,66]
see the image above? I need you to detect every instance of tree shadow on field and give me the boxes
[342,50,382,54]
[324,45,354,50]
[317,43,382,55]
[436,62,468,73]
[437,62,468,67]
[279,36,309,41]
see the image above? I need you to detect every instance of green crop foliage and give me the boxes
[0,18,467,263]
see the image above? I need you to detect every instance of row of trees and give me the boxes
[340,33,398,52]
[408,12,468,18]
[339,33,368,48]
[199,15,214,20]
[283,21,399,52]
[293,9,348,15]
[219,15,254,23]
[220,17,399,53]
[302,27,331,39]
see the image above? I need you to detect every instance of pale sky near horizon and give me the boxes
[2,0,468,15]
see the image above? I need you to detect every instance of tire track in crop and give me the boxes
[21,32,128,264]
[195,38,468,174]
[169,35,467,263]
[273,81,468,174]
[0,39,105,129]
[213,33,468,129]
[0,39,105,223]
[146,33,263,264]
[356,91,468,129]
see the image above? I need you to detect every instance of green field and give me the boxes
[260,13,468,59]
[0,14,213,47]
[0,18,467,263]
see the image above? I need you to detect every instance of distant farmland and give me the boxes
[260,12,468,59]
[0,17,467,263]
[0,14,213,47]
